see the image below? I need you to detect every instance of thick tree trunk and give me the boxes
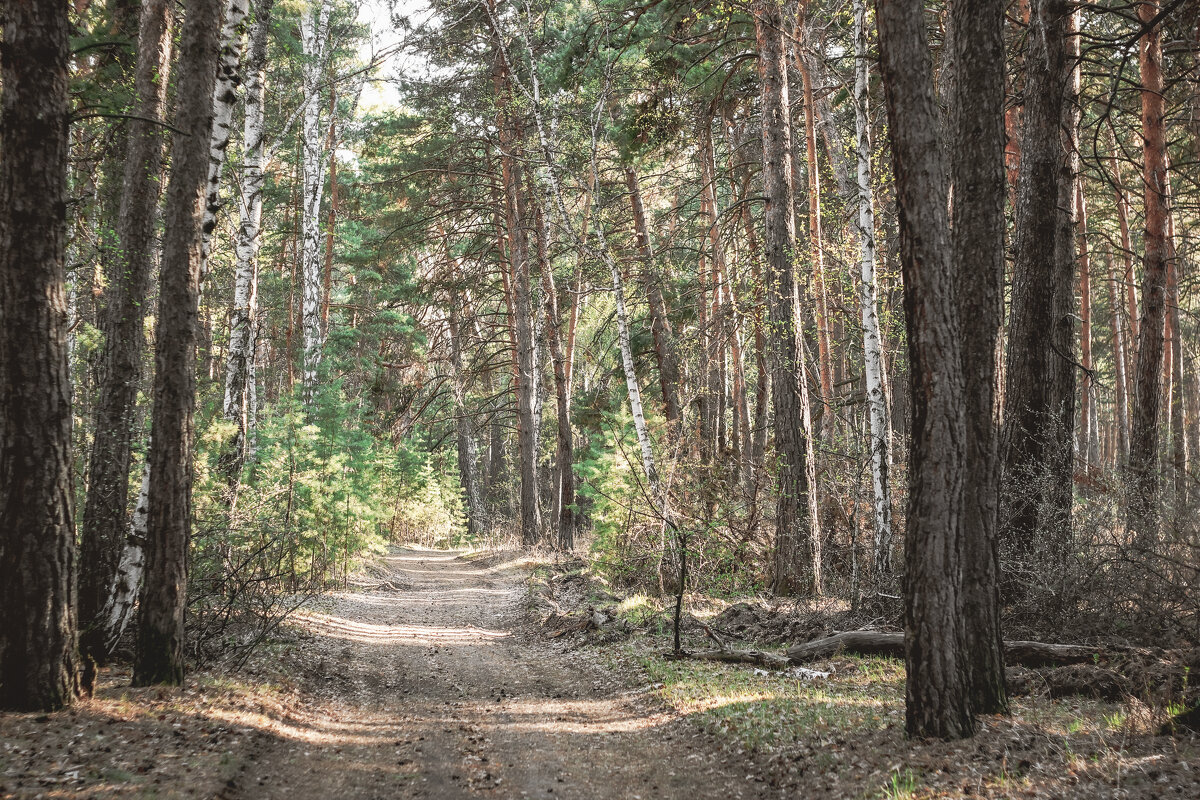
[1001,0,1077,565]
[0,0,79,711]
[299,0,330,403]
[1128,2,1169,540]
[222,0,274,482]
[951,0,1008,717]
[852,0,894,582]
[1166,199,1185,505]
[755,0,821,597]
[876,0,973,739]
[98,462,150,657]
[79,0,174,686]
[133,0,224,687]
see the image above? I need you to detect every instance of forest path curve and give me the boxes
[223,546,780,800]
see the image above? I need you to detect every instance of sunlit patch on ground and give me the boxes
[483,698,670,735]
[291,609,510,644]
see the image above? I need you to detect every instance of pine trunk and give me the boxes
[534,202,576,550]
[951,0,1008,717]
[876,0,973,739]
[755,0,821,597]
[133,0,224,687]
[1106,248,1131,463]
[797,44,835,440]
[1128,2,1169,540]
[0,0,79,711]
[1001,0,1076,565]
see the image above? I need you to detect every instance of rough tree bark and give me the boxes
[0,0,79,711]
[754,0,821,597]
[1001,0,1077,565]
[1076,183,1099,467]
[133,0,224,687]
[951,0,1009,717]
[79,0,174,688]
[496,112,542,547]
[876,0,973,739]
[1128,1,1169,540]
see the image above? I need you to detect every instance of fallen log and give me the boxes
[786,631,1103,668]
[664,648,791,669]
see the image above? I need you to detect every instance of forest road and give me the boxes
[220,546,781,800]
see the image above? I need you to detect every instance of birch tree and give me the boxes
[300,0,333,402]
[851,0,893,582]
[223,0,276,481]
[199,0,252,276]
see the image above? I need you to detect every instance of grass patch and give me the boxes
[640,651,904,751]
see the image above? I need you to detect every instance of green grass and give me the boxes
[640,651,905,751]
[882,768,920,800]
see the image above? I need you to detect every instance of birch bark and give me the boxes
[851,0,893,582]
[300,0,331,403]
[222,0,274,481]
[199,0,251,279]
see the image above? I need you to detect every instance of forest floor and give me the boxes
[4,545,1200,799]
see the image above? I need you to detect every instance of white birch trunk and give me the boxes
[199,0,251,279]
[300,0,330,402]
[223,0,272,468]
[853,0,894,579]
[99,460,150,653]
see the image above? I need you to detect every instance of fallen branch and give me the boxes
[786,631,1103,668]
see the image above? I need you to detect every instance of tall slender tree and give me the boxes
[754,0,821,596]
[1128,0,1170,539]
[133,0,225,687]
[851,0,893,581]
[1001,0,1077,564]
[222,0,277,482]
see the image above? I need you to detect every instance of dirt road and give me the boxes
[221,547,781,800]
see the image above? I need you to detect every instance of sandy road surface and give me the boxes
[218,547,781,800]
